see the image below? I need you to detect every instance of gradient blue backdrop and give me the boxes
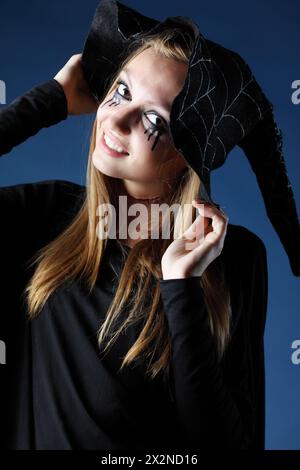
[0,0,299,450]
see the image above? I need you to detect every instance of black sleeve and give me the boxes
[0,75,76,271]
[0,79,80,449]
[0,179,83,440]
[159,234,268,450]
[0,78,68,156]
[0,77,73,261]
[0,77,83,299]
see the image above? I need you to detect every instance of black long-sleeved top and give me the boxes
[0,79,268,450]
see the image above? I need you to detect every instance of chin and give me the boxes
[91,149,123,178]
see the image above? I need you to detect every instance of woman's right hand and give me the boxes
[54,53,99,115]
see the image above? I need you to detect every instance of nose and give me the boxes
[106,104,139,135]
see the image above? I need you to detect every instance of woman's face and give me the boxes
[92,47,189,199]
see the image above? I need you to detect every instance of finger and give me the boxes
[195,206,224,228]
[72,53,82,61]
[183,203,216,241]
[182,213,205,240]
[183,201,228,246]
[194,202,228,227]
[192,200,228,220]
[195,205,228,244]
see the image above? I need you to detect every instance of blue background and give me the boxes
[0,0,299,450]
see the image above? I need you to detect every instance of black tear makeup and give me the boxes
[144,128,162,151]
[100,95,164,151]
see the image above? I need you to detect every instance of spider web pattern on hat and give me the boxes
[169,32,273,196]
[81,0,300,275]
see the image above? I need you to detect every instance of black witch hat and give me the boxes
[81,0,300,276]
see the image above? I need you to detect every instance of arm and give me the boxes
[159,234,268,450]
[0,53,95,249]
[0,53,98,157]
[0,79,68,156]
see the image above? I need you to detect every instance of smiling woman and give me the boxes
[0,0,274,453]
[93,45,189,201]
[0,18,270,450]
[27,29,231,363]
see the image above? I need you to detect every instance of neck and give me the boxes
[120,183,170,206]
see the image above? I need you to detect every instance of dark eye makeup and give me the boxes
[101,80,169,151]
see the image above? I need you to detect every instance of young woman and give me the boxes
[0,29,267,450]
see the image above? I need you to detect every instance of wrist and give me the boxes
[162,272,188,280]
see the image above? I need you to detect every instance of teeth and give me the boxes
[104,133,127,153]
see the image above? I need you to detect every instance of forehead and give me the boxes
[120,47,188,112]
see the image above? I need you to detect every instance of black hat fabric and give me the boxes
[81,0,300,276]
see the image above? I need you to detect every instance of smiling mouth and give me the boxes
[100,131,129,156]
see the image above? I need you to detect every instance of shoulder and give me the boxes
[0,179,86,244]
[0,178,84,195]
[0,178,85,208]
[223,223,267,262]
[220,222,268,303]
[221,224,268,338]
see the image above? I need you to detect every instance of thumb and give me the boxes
[182,211,205,241]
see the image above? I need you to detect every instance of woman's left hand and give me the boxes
[161,200,229,280]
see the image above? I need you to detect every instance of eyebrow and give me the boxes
[120,68,171,119]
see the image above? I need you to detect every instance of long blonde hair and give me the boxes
[25,28,232,379]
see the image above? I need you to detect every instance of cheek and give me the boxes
[95,110,114,145]
[155,149,188,179]
[132,137,176,175]
[96,107,106,133]
[137,132,171,161]
[96,99,114,129]
[156,141,179,165]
